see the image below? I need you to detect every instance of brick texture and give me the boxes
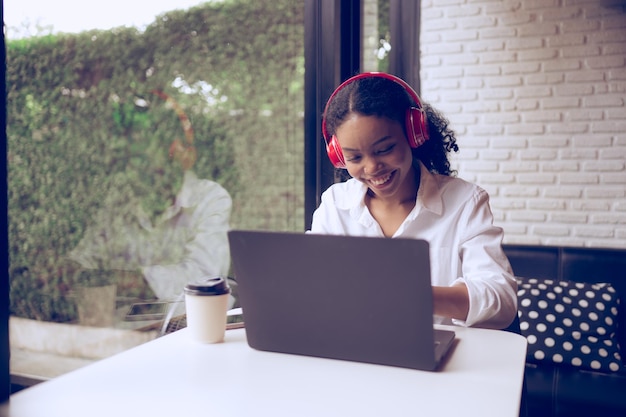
[420,0,626,248]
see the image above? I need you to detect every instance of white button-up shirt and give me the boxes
[310,162,517,329]
[69,171,232,301]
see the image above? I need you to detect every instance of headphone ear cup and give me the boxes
[406,107,429,148]
[326,135,346,169]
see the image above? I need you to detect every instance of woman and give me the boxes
[310,72,517,329]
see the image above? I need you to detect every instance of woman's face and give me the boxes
[335,113,416,202]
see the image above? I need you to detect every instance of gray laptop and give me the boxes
[227,230,456,371]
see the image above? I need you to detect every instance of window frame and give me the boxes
[304,0,361,230]
[303,0,421,228]
[2,26,10,402]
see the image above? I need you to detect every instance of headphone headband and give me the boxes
[321,72,429,169]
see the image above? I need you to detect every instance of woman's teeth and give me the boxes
[370,173,392,186]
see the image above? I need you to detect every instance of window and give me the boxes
[6,0,304,388]
[5,0,417,393]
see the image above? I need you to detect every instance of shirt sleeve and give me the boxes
[451,188,518,329]
[143,184,232,301]
[309,203,330,234]
[310,187,340,234]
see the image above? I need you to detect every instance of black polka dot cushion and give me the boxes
[517,277,625,374]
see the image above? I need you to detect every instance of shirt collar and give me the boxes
[334,179,368,211]
[416,161,444,216]
[334,161,444,216]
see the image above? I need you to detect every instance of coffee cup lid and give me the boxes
[184,276,231,296]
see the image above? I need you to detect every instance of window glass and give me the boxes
[5,0,304,385]
[362,0,390,73]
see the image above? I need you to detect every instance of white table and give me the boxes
[1,325,527,417]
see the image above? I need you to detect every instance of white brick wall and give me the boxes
[420,0,626,248]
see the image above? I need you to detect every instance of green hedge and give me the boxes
[7,0,304,321]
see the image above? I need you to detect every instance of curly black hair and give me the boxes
[323,74,459,176]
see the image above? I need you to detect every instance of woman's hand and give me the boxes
[432,283,469,322]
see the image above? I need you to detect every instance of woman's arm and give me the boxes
[453,188,517,329]
[433,283,470,321]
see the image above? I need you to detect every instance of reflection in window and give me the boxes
[7,0,304,386]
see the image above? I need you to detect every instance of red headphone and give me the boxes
[321,72,429,169]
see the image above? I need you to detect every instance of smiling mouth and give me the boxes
[369,171,393,186]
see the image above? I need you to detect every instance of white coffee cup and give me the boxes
[184,277,231,343]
